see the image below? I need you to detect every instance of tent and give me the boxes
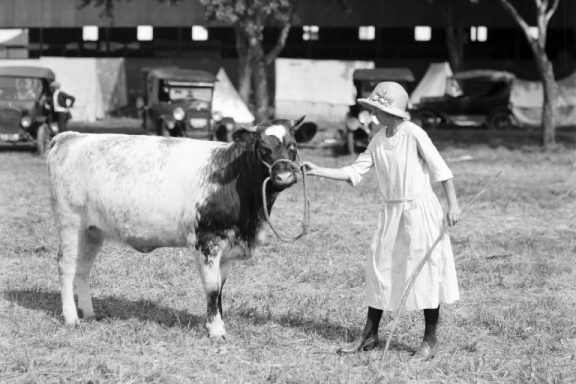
[212,68,254,125]
[510,71,576,127]
[409,62,454,106]
[0,57,127,121]
[275,58,375,123]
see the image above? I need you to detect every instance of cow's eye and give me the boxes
[259,146,271,157]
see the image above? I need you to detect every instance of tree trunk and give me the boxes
[252,48,270,123]
[444,0,464,72]
[234,26,253,105]
[534,50,557,147]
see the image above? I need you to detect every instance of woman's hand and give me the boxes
[445,206,461,227]
[302,161,319,175]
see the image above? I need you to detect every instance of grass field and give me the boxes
[0,131,575,383]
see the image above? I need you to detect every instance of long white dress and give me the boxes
[343,121,459,311]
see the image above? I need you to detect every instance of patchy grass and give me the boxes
[0,133,575,383]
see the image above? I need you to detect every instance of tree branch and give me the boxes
[264,1,299,65]
[546,0,560,24]
[498,0,536,43]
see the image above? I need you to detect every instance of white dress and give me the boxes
[343,121,459,311]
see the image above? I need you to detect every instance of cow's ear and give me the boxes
[291,115,306,129]
[232,127,258,142]
[294,121,317,143]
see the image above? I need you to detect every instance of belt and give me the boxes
[383,192,430,204]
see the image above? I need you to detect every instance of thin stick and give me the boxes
[376,170,503,375]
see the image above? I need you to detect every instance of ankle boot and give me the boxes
[336,335,379,355]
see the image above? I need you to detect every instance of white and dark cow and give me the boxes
[47,117,314,338]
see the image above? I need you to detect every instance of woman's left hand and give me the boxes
[446,207,461,227]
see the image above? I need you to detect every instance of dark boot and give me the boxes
[337,307,383,355]
[337,335,379,354]
[410,306,440,362]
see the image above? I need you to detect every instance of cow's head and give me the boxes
[232,116,316,191]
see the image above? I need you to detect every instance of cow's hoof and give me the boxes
[64,318,80,328]
[206,319,226,339]
[210,334,227,342]
[77,308,95,320]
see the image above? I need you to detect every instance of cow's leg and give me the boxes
[75,227,104,319]
[58,227,82,325]
[218,260,230,317]
[194,239,228,339]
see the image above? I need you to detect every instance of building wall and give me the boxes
[0,0,574,28]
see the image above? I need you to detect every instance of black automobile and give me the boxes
[0,66,57,154]
[338,68,415,154]
[141,68,236,141]
[411,70,516,130]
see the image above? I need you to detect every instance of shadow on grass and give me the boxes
[3,289,413,352]
[3,289,203,329]
[230,309,414,352]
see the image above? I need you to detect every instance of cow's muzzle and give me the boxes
[273,170,296,188]
[261,158,299,189]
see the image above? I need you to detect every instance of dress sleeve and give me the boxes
[413,126,453,182]
[342,141,374,186]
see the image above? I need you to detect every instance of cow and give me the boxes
[47,117,315,339]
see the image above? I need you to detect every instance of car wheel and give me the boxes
[346,131,355,155]
[418,110,442,130]
[161,122,171,137]
[36,124,51,155]
[488,110,510,130]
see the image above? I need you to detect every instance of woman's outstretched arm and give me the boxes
[302,162,351,182]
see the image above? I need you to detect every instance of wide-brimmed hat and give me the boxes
[357,81,409,120]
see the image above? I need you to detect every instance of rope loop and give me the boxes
[260,151,310,243]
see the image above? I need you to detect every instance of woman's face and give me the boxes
[371,109,399,127]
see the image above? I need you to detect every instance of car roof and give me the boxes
[149,68,216,83]
[449,70,515,81]
[353,68,415,82]
[0,66,56,79]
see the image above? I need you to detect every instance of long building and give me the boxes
[1,0,574,107]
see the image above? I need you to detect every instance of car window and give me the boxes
[0,77,42,101]
[158,80,213,104]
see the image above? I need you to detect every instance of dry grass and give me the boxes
[0,131,575,383]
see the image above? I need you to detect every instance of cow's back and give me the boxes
[47,133,226,248]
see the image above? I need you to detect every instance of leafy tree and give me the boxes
[198,0,300,122]
[498,0,560,148]
[425,0,467,73]
[80,0,301,122]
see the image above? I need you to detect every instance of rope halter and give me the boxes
[259,150,310,243]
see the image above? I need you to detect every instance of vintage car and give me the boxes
[0,66,57,154]
[141,67,236,141]
[411,70,516,130]
[338,68,415,154]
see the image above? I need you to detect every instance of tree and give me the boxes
[198,0,300,122]
[80,0,300,123]
[498,0,560,148]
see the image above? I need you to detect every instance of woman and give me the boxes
[304,82,461,361]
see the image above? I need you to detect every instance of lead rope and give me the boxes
[261,153,310,243]
[375,170,503,379]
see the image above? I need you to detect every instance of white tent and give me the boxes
[212,68,254,125]
[275,58,375,123]
[0,57,127,121]
[410,62,454,106]
[510,71,576,127]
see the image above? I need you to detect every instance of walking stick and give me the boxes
[376,170,503,375]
